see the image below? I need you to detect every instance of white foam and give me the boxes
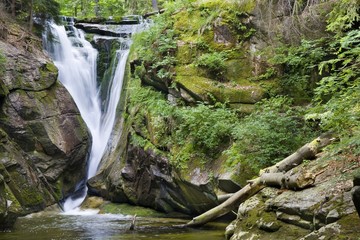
[60,208,100,216]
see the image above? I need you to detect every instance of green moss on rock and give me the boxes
[99,202,167,217]
[175,72,265,104]
[8,170,45,209]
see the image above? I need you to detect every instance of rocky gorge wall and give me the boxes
[0,15,89,229]
[0,0,358,237]
[88,0,360,237]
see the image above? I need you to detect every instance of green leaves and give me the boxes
[129,78,315,172]
[326,0,360,35]
[0,51,6,76]
[174,103,237,153]
[195,52,227,79]
[132,14,177,81]
[226,96,315,172]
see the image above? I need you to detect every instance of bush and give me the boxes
[226,97,316,172]
[174,103,237,154]
[195,52,227,80]
[0,51,6,75]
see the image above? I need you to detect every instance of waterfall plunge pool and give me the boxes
[0,209,226,240]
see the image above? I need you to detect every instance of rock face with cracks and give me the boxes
[0,20,89,229]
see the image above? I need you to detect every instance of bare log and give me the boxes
[129,214,137,230]
[184,134,333,227]
[217,193,234,203]
[143,9,166,19]
[260,171,315,189]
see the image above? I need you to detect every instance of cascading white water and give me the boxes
[44,20,145,211]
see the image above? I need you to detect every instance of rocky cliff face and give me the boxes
[88,0,360,236]
[0,17,89,229]
[87,0,336,217]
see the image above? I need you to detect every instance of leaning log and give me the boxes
[260,171,315,190]
[184,133,333,227]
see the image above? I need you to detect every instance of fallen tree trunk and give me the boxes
[260,171,315,190]
[184,133,333,227]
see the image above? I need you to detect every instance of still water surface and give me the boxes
[0,210,226,240]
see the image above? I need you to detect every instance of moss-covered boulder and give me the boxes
[227,151,360,239]
[175,65,265,104]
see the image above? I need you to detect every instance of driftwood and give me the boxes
[260,171,315,190]
[143,9,166,19]
[129,214,137,230]
[184,133,333,227]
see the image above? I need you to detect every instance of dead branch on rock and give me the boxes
[183,133,333,227]
[260,170,315,190]
[129,214,137,230]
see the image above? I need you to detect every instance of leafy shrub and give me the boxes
[269,39,328,100]
[174,103,237,154]
[226,97,316,172]
[0,51,6,75]
[132,15,177,81]
[195,52,227,79]
[326,0,360,35]
[309,30,360,143]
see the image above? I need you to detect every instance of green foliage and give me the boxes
[174,103,237,153]
[309,30,360,141]
[34,0,61,19]
[269,38,328,100]
[195,52,227,80]
[56,0,172,18]
[0,51,6,75]
[2,0,60,25]
[132,14,177,81]
[316,30,360,101]
[269,3,360,155]
[326,0,360,35]
[128,77,316,172]
[226,97,316,172]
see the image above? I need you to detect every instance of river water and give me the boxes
[0,211,226,240]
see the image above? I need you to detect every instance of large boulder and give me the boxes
[88,129,218,215]
[0,23,89,229]
[226,154,360,240]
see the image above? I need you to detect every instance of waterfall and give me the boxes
[43,19,145,211]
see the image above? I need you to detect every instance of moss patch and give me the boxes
[8,170,45,209]
[99,202,168,217]
[175,72,265,104]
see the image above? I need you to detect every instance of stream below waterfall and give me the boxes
[0,210,226,240]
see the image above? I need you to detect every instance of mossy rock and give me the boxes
[4,183,22,214]
[7,170,45,209]
[99,202,168,217]
[228,103,255,112]
[81,196,105,209]
[175,72,265,104]
[176,42,196,65]
[173,10,205,36]
[224,59,253,84]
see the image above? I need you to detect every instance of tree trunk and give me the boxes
[94,0,100,18]
[11,0,16,17]
[259,171,315,190]
[152,0,158,11]
[28,0,34,31]
[184,134,333,227]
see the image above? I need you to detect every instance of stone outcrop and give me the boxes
[225,153,360,239]
[87,113,218,216]
[0,20,89,229]
[86,0,334,217]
